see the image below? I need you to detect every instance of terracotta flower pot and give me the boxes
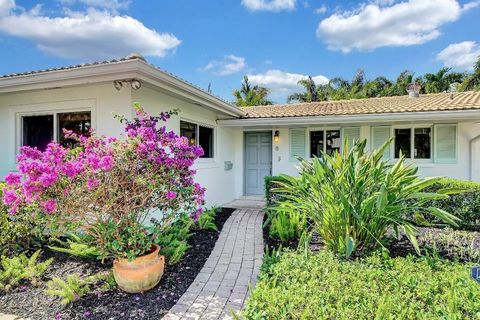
[113,244,165,293]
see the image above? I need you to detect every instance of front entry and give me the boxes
[245,131,272,195]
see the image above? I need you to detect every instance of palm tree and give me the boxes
[287,76,326,103]
[363,76,393,98]
[233,76,273,107]
[459,56,480,91]
[423,67,464,93]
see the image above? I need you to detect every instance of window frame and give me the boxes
[179,118,216,160]
[307,127,342,158]
[392,125,433,162]
[15,107,94,156]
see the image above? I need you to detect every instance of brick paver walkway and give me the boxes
[163,208,264,320]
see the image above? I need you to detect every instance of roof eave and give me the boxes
[217,109,480,127]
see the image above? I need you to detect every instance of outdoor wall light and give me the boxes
[274,130,280,143]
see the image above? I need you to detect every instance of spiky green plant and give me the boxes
[48,233,100,259]
[0,250,53,291]
[273,139,461,258]
[45,271,115,305]
[194,207,219,231]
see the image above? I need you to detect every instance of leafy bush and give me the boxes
[48,233,100,259]
[243,251,480,319]
[45,272,115,305]
[193,207,218,231]
[267,209,305,242]
[264,176,288,207]
[259,247,282,280]
[2,105,206,261]
[0,250,53,291]
[419,228,480,263]
[153,214,193,265]
[425,178,480,230]
[273,139,459,258]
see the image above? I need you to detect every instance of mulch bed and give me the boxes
[0,207,235,320]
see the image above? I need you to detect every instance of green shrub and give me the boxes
[243,251,480,320]
[153,214,193,265]
[425,178,480,230]
[273,139,459,258]
[48,233,100,259]
[268,209,305,242]
[45,271,114,305]
[194,207,218,231]
[419,228,480,262]
[0,250,53,291]
[264,176,288,207]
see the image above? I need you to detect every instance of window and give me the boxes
[180,120,214,158]
[309,129,340,157]
[22,115,54,151]
[394,127,431,159]
[21,111,91,151]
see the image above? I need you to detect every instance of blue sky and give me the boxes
[0,0,479,103]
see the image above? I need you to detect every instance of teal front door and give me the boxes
[245,132,272,195]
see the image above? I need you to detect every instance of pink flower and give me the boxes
[166,191,177,199]
[5,173,21,186]
[87,178,100,190]
[3,189,19,206]
[41,199,57,214]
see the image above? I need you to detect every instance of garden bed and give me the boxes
[0,207,235,320]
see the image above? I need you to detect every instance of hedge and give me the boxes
[242,251,480,319]
[425,178,480,231]
[264,175,288,207]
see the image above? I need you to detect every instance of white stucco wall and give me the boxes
[0,83,132,177]
[270,121,480,181]
[131,85,244,206]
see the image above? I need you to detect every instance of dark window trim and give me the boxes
[180,119,215,159]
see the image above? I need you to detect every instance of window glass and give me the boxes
[180,121,197,146]
[310,131,324,157]
[22,115,54,151]
[199,126,214,158]
[326,130,341,156]
[58,112,91,148]
[414,128,431,159]
[394,128,411,158]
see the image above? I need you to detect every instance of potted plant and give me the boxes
[3,105,206,293]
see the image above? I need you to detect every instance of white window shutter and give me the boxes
[289,128,306,161]
[342,127,361,150]
[434,124,457,163]
[371,126,391,159]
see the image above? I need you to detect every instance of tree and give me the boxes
[287,76,328,103]
[233,76,273,107]
[459,56,480,91]
[423,67,464,93]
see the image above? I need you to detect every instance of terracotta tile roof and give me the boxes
[242,91,480,118]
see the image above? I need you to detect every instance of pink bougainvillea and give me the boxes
[2,105,206,233]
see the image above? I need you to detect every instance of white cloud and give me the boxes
[59,0,131,11]
[437,41,480,71]
[201,55,246,76]
[248,69,328,98]
[314,5,327,14]
[0,0,14,16]
[316,0,477,53]
[0,1,180,60]
[241,0,296,11]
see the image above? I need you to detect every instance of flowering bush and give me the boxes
[3,105,206,260]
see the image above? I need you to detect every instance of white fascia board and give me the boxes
[0,59,245,118]
[217,110,480,127]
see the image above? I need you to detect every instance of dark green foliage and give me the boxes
[424,178,480,230]
[419,228,480,263]
[0,250,53,291]
[243,251,480,319]
[259,247,282,280]
[0,183,57,256]
[45,271,115,305]
[194,207,218,231]
[153,214,193,265]
[48,233,100,259]
[273,139,459,258]
[264,176,288,207]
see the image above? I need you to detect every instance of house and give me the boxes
[1,54,480,207]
